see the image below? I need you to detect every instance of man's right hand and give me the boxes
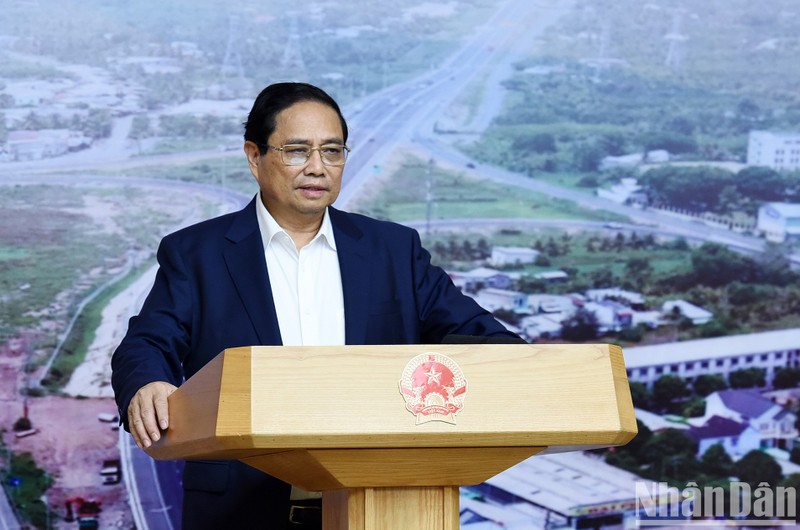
[127,381,178,450]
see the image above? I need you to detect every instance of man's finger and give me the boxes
[153,387,173,431]
[128,404,151,449]
[128,382,178,449]
[139,401,161,444]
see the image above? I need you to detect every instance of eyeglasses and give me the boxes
[266,143,350,166]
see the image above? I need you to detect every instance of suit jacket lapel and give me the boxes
[330,208,371,344]
[223,197,282,345]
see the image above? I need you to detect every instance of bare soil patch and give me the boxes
[0,392,132,529]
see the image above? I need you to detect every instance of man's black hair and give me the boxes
[243,82,348,153]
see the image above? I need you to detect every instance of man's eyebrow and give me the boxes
[283,137,344,145]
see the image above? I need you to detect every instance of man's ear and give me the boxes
[243,141,261,177]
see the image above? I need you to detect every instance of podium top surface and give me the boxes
[148,343,636,461]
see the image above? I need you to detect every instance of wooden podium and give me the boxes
[145,343,636,529]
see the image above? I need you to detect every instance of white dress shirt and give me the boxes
[255,197,343,501]
[255,196,345,347]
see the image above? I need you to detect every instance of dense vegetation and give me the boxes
[0,0,500,107]
[469,63,800,190]
[0,443,52,529]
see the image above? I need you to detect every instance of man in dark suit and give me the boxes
[111,82,519,529]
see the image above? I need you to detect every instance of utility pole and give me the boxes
[425,159,435,236]
[664,8,688,72]
[281,14,308,79]
[221,15,250,97]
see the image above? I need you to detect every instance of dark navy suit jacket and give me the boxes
[111,197,517,527]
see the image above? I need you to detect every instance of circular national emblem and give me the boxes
[399,352,467,425]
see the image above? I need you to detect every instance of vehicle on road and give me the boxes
[100,459,121,485]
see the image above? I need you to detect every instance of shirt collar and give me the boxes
[255,193,337,251]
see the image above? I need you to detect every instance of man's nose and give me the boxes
[304,149,326,173]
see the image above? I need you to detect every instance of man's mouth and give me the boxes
[298,185,327,198]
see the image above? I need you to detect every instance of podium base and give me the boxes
[323,486,459,530]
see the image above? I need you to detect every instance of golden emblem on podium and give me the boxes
[399,352,467,425]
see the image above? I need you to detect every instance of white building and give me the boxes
[662,300,713,325]
[519,314,563,340]
[7,129,70,161]
[747,130,800,171]
[634,408,690,432]
[596,177,645,204]
[631,310,661,329]
[624,328,800,389]
[584,300,633,333]
[451,267,517,292]
[470,288,528,313]
[528,294,576,314]
[461,497,543,529]
[586,288,645,308]
[489,246,539,267]
[693,389,798,451]
[757,202,800,243]
[532,270,568,282]
[467,451,644,529]
[688,415,761,459]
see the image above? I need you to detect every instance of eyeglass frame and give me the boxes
[264,143,351,166]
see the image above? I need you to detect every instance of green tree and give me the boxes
[737,98,761,120]
[513,132,556,153]
[560,308,600,341]
[626,419,653,456]
[159,114,201,137]
[605,420,653,472]
[544,237,561,257]
[696,320,733,338]
[652,375,690,412]
[773,367,800,390]
[19,111,46,130]
[572,141,606,172]
[756,243,799,286]
[701,443,734,478]
[727,282,775,306]
[729,368,766,389]
[690,242,757,288]
[4,452,53,528]
[624,257,653,286]
[200,114,222,138]
[618,324,646,343]
[682,397,705,418]
[492,308,519,326]
[666,116,696,136]
[733,450,783,489]
[629,381,651,409]
[716,185,743,214]
[599,132,627,156]
[476,239,489,259]
[129,114,151,154]
[590,268,615,288]
[640,166,735,212]
[693,374,728,397]
[642,130,697,155]
[84,108,112,139]
[641,429,699,481]
[736,166,787,203]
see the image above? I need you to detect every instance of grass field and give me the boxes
[358,155,627,223]
[0,182,227,391]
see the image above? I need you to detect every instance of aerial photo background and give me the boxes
[1,0,799,528]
